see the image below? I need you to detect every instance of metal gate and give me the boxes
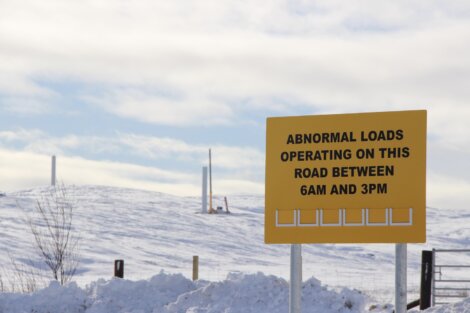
[432,249,470,306]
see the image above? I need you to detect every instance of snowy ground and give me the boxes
[1,185,470,312]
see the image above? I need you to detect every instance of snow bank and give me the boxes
[165,272,366,313]
[86,272,196,313]
[0,281,87,313]
[0,272,369,313]
[421,298,470,313]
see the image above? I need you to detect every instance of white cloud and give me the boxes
[0,129,44,142]
[0,129,264,171]
[117,134,205,161]
[87,89,234,126]
[1,0,470,135]
[0,97,57,115]
[0,130,121,155]
[118,133,264,170]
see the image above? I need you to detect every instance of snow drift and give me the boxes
[420,298,470,313]
[0,272,368,313]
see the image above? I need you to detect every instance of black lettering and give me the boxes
[294,168,302,178]
[294,167,328,178]
[280,152,289,162]
[330,184,357,195]
[331,184,339,194]
[289,151,297,161]
[361,130,404,142]
[361,131,367,141]
[303,134,312,144]
[361,183,388,194]
[332,167,339,177]
[301,185,326,195]
[348,132,357,142]
[402,147,410,158]
[306,150,313,161]
[396,129,404,140]
[379,147,410,159]
[330,166,394,177]
[369,131,377,141]
[287,135,294,144]
[331,133,340,142]
[377,131,386,141]
[312,133,321,143]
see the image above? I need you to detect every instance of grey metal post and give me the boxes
[209,149,213,213]
[432,248,436,306]
[290,244,302,313]
[51,155,56,186]
[395,244,407,313]
[202,166,208,213]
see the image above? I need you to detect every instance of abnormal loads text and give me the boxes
[279,129,410,196]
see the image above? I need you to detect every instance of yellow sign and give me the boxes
[265,110,426,244]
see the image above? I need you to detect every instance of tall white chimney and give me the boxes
[51,155,56,186]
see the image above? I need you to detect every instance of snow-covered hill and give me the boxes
[1,185,470,310]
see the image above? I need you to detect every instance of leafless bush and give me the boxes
[0,271,4,292]
[7,257,46,293]
[26,184,80,285]
[0,255,46,293]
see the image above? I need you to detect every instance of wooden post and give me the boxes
[114,259,124,278]
[192,256,199,281]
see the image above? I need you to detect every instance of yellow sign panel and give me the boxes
[265,110,426,244]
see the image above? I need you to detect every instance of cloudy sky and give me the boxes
[1,0,470,210]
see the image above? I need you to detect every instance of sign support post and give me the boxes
[395,243,407,313]
[290,244,302,313]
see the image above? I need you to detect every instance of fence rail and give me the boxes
[432,249,470,306]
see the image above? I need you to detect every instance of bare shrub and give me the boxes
[7,257,46,293]
[0,270,4,292]
[26,184,80,285]
[0,254,46,293]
